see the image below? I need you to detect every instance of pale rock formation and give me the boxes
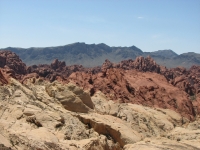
[45,82,94,113]
[92,91,185,138]
[0,78,119,149]
[0,78,200,149]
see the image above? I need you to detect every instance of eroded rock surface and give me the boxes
[45,82,94,113]
[0,78,199,149]
[0,79,120,149]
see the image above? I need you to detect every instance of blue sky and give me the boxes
[0,0,200,54]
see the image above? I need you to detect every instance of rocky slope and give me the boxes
[0,51,200,149]
[1,43,200,68]
[0,77,200,149]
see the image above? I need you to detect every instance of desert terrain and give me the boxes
[0,51,200,150]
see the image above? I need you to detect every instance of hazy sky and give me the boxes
[0,0,200,54]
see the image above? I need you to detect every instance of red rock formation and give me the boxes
[68,68,195,120]
[122,56,160,73]
[51,59,66,70]
[101,59,113,72]
[0,50,199,120]
[66,57,199,120]
[26,59,88,82]
[100,57,199,99]
[0,51,27,76]
[23,56,163,83]
[0,55,6,68]
[161,66,200,96]
[101,56,161,73]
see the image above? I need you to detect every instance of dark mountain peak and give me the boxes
[150,49,178,58]
[130,45,140,49]
[97,43,109,47]
[129,45,143,53]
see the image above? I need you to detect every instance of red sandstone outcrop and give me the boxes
[119,56,160,73]
[51,59,66,70]
[0,51,27,82]
[68,68,195,120]
[101,56,161,73]
[100,58,199,99]
[160,66,200,99]
[0,51,26,74]
[26,59,87,82]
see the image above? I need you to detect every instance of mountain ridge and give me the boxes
[1,43,199,68]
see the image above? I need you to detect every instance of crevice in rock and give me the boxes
[26,115,43,127]
[77,115,126,148]
[89,88,95,96]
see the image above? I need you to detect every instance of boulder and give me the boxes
[45,82,94,113]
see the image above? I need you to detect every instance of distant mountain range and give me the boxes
[1,42,200,68]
